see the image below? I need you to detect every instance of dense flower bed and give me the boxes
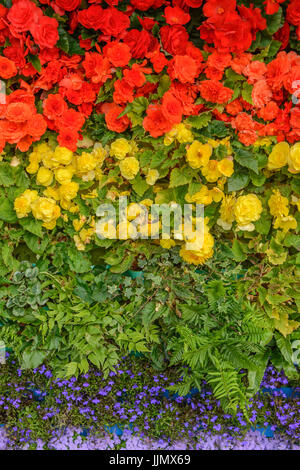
[1,354,300,449]
[0,0,298,268]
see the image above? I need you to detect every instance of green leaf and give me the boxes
[232,239,247,262]
[68,35,85,55]
[2,244,14,268]
[22,351,46,369]
[67,247,91,273]
[169,168,190,188]
[150,150,167,169]
[188,112,212,130]
[131,97,149,115]
[251,171,266,187]
[157,74,171,97]
[291,178,300,195]
[227,172,250,192]
[110,254,134,274]
[255,212,272,235]
[56,27,69,53]
[234,148,259,174]
[206,120,228,138]
[284,234,300,250]
[23,232,48,255]
[65,362,78,377]
[0,163,14,186]
[242,82,253,104]
[27,54,42,73]
[225,68,245,82]
[0,198,18,223]
[19,217,43,237]
[131,174,149,196]
[267,7,283,35]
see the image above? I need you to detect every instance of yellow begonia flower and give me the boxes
[217,158,234,177]
[59,182,79,210]
[14,189,38,218]
[110,138,131,160]
[31,197,61,230]
[74,235,85,251]
[186,186,213,205]
[127,203,143,221]
[119,157,139,180]
[176,124,193,143]
[146,169,159,186]
[73,217,86,232]
[76,152,99,173]
[160,239,176,249]
[274,215,297,232]
[186,141,212,169]
[36,167,53,187]
[53,147,73,166]
[26,161,39,174]
[55,166,74,185]
[97,221,116,240]
[43,186,60,201]
[79,227,95,243]
[180,231,214,265]
[267,142,290,170]
[288,143,300,173]
[268,190,289,218]
[201,160,222,182]
[234,194,262,231]
[217,194,236,230]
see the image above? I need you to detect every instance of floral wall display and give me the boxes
[0,0,300,449]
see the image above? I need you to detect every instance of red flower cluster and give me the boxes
[0,0,299,151]
[0,83,46,152]
[199,0,266,54]
[7,0,59,48]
